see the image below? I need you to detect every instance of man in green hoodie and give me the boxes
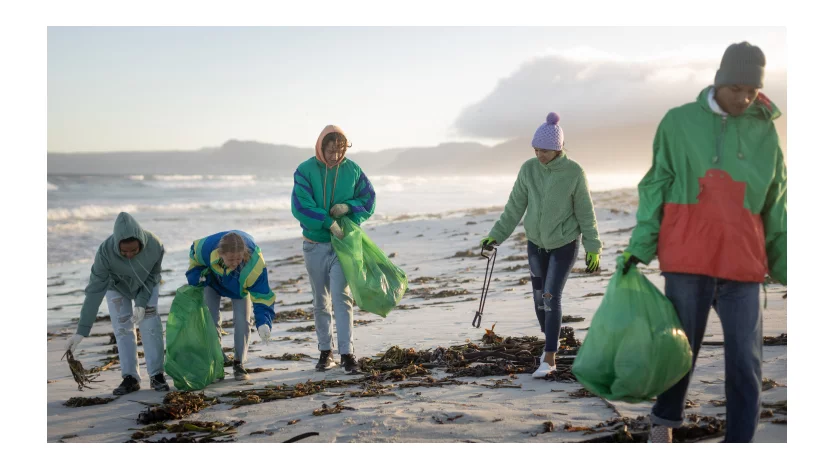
[65,212,169,395]
[624,42,787,443]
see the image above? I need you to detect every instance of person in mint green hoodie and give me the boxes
[291,124,376,374]
[481,112,602,380]
[624,42,787,443]
[64,212,169,395]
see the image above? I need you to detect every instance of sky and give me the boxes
[47,26,787,153]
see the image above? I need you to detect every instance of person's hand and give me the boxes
[480,236,497,249]
[330,220,345,240]
[585,252,600,273]
[65,334,84,354]
[258,325,271,343]
[131,306,146,324]
[329,204,350,218]
[622,251,642,274]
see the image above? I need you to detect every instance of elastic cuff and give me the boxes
[76,326,92,337]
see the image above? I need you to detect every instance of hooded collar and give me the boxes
[315,124,349,169]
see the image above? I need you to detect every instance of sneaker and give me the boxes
[540,350,546,364]
[316,350,337,371]
[150,373,170,392]
[113,375,140,395]
[233,361,250,381]
[649,424,673,443]
[531,360,554,379]
[341,354,359,373]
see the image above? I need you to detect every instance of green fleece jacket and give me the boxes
[489,155,602,254]
[76,212,164,336]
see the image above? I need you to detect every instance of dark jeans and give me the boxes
[651,272,763,443]
[527,240,578,353]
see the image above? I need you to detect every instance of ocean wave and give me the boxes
[128,175,145,181]
[48,221,91,233]
[47,199,292,222]
[47,183,59,191]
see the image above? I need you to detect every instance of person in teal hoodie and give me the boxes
[481,113,602,379]
[291,124,376,373]
[65,212,169,395]
[186,230,276,381]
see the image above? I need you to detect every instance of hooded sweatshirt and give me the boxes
[291,125,376,242]
[488,154,602,254]
[76,212,165,336]
[627,86,787,284]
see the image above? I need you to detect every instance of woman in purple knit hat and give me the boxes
[481,112,602,379]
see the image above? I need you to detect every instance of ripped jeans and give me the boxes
[106,285,164,380]
[527,240,578,353]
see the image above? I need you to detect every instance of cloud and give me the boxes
[453,53,787,141]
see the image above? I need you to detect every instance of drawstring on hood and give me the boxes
[316,125,348,214]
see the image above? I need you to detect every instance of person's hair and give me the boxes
[321,132,351,156]
[218,232,251,263]
[119,237,141,247]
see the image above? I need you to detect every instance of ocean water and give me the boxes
[47,172,644,266]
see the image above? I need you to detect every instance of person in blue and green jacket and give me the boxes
[291,124,376,374]
[186,230,276,381]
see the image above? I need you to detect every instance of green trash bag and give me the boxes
[330,217,408,317]
[164,285,225,391]
[571,257,693,403]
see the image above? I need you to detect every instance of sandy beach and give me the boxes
[46,188,787,443]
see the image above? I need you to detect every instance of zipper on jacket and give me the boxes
[714,116,727,165]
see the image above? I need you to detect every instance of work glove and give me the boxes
[330,220,345,240]
[329,204,350,218]
[622,251,642,274]
[585,252,600,273]
[131,306,146,325]
[65,334,84,354]
[480,236,497,249]
[258,325,271,343]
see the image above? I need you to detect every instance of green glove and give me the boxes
[585,252,600,273]
[480,236,497,248]
[622,251,642,274]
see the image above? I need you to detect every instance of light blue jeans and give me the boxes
[302,241,354,355]
[106,285,164,380]
[204,286,252,363]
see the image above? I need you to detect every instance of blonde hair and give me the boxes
[218,232,251,264]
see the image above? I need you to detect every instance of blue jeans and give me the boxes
[527,240,578,353]
[106,285,164,380]
[302,241,354,355]
[651,273,763,443]
[204,286,252,363]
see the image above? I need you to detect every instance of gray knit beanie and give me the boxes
[714,41,766,88]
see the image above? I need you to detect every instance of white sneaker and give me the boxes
[532,360,554,378]
[648,424,673,443]
[540,351,546,364]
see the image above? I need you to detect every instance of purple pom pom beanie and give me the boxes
[531,112,564,151]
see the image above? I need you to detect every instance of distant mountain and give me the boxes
[47,117,787,176]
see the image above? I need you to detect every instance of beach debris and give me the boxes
[274,336,316,343]
[62,350,104,391]
[274,308,314,322]
[288,419,300,425]
[772,419,787,425]
[397,377,467,389]
[288,324,316,333]
[136,392,219,424]
[561,315,585,323]
[518,278,529,285]
[313,401,355,416]
[262,353,313,361]
[349,382,396,398]
[709,399,727,407]
[284,432,319,443]
[246,367,276,374]
[568,387,595,399]
[762,378,784,391]
[761,409,775,418]
[763,333,787,346]
[542,421,556,433]
[130,419,244,443]
[354,319,376,326]
[763,401,787,414]
[482,323,503,344]
[479,378,521,389]
[63,396,117,407]
[581,293,604,298]
[563,423,599,434]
